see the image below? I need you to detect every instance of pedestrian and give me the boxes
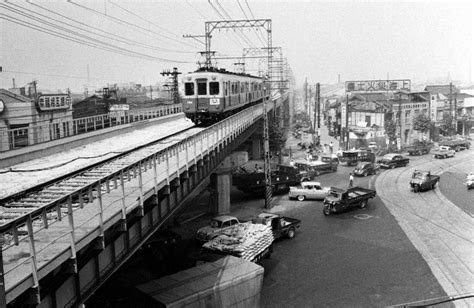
[349,173,354,187]
[329,141,334,155]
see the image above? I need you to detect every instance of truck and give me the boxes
[252,212,301,239]
[288,181,330,201]
[293,157,338,179]
[323,187,376,215]
[131,256,264,308]
[233,163,303,195]
[338,149,375,166]
[432,146,455,159]
[439,139,471,152]
[377,154,410,169]
[409,170,440,192]
[405,143,432,156]
[200,222,274,263]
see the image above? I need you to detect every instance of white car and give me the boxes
[466,172,474,190]
[289,181,330,201]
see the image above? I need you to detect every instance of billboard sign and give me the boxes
[36,94,71,111]
[109,104,130,111]
[345,79,411,92]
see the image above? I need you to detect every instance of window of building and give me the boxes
[405,110,411,119]
[209,82,219,95]
[184,82,194,95]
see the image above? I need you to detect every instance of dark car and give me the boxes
[353,162,378,177]
[377,154,410,169]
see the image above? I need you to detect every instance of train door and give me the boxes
[196,78,207,110]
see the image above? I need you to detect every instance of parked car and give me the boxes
[288,181,330,201]
[353,162,378,177]
[196,215,240,242]
[377,154,410,169]
[466,172,474,190]
[409,170,440,192]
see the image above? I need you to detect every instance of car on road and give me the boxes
[409,170,440,192]
[466,172,474,190]
[432,146,455,159]
[288,181,330,201]
[377,154,410,169]
[353,162,378,177]
[196,215,240,242]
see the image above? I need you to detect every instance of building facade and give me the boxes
[0,89,73,152]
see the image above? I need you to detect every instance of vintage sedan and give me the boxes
[353,162,378,177]
[377,154,410,169]
[289,181,330,201]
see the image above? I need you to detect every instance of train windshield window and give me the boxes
[197,82,207,95]
[184,83,194,95]
[209,82,219,95]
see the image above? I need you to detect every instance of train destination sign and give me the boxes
[345,79,411,92]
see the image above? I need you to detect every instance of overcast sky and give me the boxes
[1,0,473,92]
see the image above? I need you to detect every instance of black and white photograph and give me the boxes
[0,0,473,307]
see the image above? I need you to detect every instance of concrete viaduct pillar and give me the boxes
[251,138,262,160]
[211,156,232,215]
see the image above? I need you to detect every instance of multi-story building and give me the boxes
[424,84,474,136]
[330,90,429,149]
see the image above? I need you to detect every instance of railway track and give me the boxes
[0,126,203,243]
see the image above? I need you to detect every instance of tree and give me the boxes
[384,120,397,144]
[413,113,432,141]
[439,113,455,136]
[413,114,431,133]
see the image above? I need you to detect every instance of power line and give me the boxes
[0,12,191,63]
[25,1,196,54]
[244,0,267,44]
[214,0,256,48]
[107,0,200,50]
[68,0,195,49]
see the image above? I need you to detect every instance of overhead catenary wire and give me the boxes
[68,0,197,49]
[214,0,257,48]
[0,7,192,63]
[237,0,266,46]
[244,0,267,44]
[107,0,201,50]
[24,0,196,54]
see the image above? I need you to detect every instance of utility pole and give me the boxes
[449,82,453,135]
[161,67,182,105]
[454,91,458,134]
[345,94,349,150]
[316,83,320,131]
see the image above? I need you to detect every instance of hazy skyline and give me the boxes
[1,0,473,92]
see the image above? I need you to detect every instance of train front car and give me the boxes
[182,71,225,126]
[182,69,264,126]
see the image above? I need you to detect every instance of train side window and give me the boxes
[197,81,207,95]
[184,82,194,95]
[209,82,219,95]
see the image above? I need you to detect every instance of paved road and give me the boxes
[258,164,450,307]
[376,150,474,307]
